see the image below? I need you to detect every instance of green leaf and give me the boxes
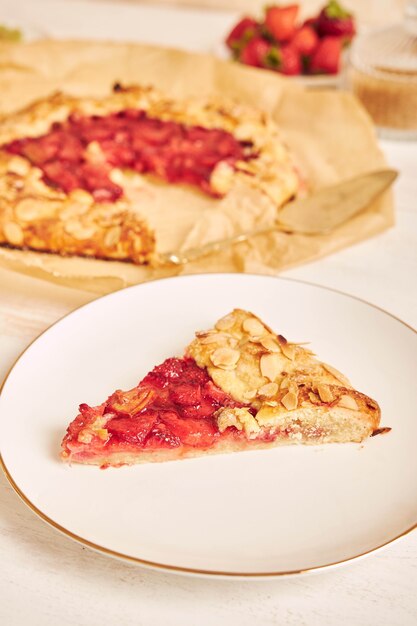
[230,27,257,58]
[264,46,281,69]
[324,1,351,19]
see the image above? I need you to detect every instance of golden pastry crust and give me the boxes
[187,309,381,443]
[61,309,383,467]
[0,85,299,264]
[0,152,154,263]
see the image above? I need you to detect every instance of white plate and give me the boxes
[0,275,416,578]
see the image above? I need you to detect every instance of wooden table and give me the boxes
[0,2,416,624]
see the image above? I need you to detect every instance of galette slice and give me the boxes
[61,309,381,467]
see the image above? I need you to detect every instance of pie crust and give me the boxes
[0,85,299,264]
[61,309,381,467]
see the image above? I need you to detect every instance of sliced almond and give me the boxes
[77,429,93,444]
[317,384,334,403]
[288,380,299,394]
[260,337,281,353]
[64,219,96,241]
[260,353,280,381]
[280,377,290,390]
[216,407,260,436]
[68,188,93,206]
[281,390,298,411]
[258,382,279,398]
[15,198,59,221]
[217,408,243,433]
[215,313,236,331]
[322,362,351,387]
[243,389,258,401]
[104,225,122,248]
[195,330,214,338]
[235,408,261,436]
[200,332,229,345]
[15,199,43,221]
[242,317,266,338]
[280,342,296,360]
[338,394,359,410]
[7,156,30,176]
[3,221,24,245]
[211,347,240,370]
[309,391,321,405]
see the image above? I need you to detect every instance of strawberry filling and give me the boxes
[62,357,248,460]
[5,110,253,202]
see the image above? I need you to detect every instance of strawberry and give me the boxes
[278,45,302,75]
[265,5,299,42]
[310,36,342,74]
[291,25,319,56]
[264,44,301,75]
[240,36,271,67]
[107,414,159,445]
[302,17,318,31]
[225,16,258,50]
[317,1,356,40]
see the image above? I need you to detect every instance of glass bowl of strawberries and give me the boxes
[224,1,356,86]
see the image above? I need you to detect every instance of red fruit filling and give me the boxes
[4,110,254,202]
[63,357,249,459]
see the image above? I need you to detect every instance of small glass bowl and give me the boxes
[347,4,417,140]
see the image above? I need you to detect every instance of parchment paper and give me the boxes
[0,39,394,294]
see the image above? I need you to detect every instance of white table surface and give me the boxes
[0,1,416,624]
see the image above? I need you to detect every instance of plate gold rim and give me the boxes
[1,274,416,578]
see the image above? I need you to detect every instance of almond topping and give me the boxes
[3,221,24,245]
[258,382,279,398]
[104,225,122,248]
[242,317,266,338]
[200,333,230,345]
[338,394,359,410]
[217,408,242,433]
[215,314,235,331]
[322,363,351,387]
[216,407,260,436]
[243,389,258,401]
[64,219,96,240]
[317,384,334,403]
[7,155,30,176]
[15,198,49,221]
[280,342,296,360]
[68,188,93,206]
[260,337,281,353]
[211,347,240,370]
[309,392,321,404]
[280,377,290,390]
[281,390,298,411]
[260,353,280,381]
[195,330,213,338]
[77,429,93,444]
